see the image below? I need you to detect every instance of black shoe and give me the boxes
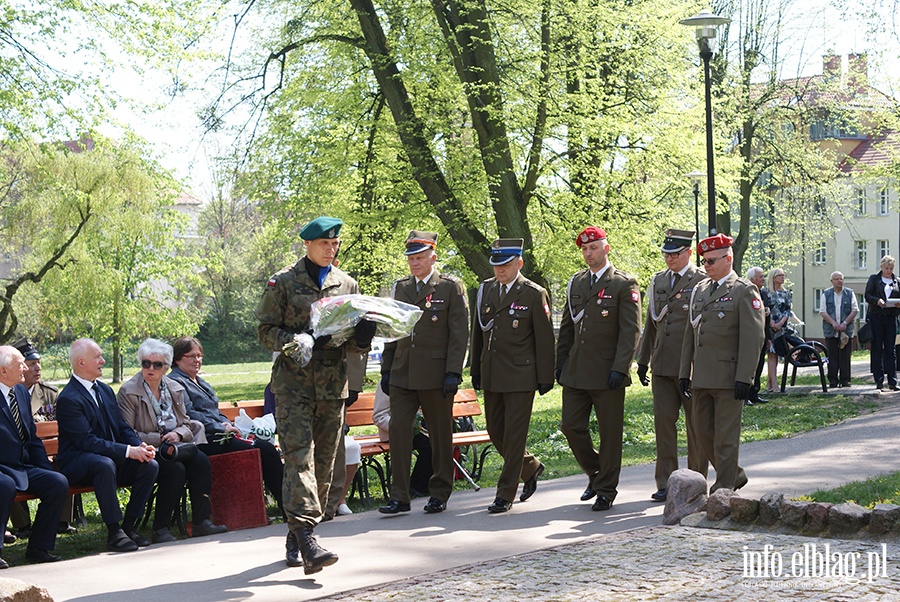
[378,500,411,514]
[152,528,177,544]
[735,475,749,491]
[423,497,446,513]
[57,522,77,535]
[580,481,597,502]
[285,531,302,567]
[876,383,884,391]
[591,495,613,511]
[125,529,150,548]
[3,531,15,545]
[840,382,851,388]
[107,529,139,553]
[25,548,61,563]
[14,526,29,540]
[519,463,545,502]
[0,557,7,569]
[193,519,228,537]
[297,527,338,575]
[650,489,667,502]
[891,385,899,391]
[488,498,512,513]
[743,399,753,406]
[752,396,768,404]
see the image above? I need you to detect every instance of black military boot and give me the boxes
[285,531,302,567]
[297,527,338,575]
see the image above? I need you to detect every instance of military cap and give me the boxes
[697,233,733,256]
[404,230,438,256]
[299,216,342,241]
[489,238,524,266]
[12,338,40,361]
[660,228,695,253]
[575,226,607,248]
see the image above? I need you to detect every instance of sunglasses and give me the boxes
[141,360,167,370]
[700,255,728,266]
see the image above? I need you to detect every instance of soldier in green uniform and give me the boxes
[471,239,555,513]
[378,231,468,515]
[557,226,641,512]
[635,229,707,503]
[257,216,376,575]
[679,233,765,493]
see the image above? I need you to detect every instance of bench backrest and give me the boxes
[219,400,266,422]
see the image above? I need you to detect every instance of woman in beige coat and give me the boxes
[117,338,226,543]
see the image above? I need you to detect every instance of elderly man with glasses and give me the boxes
[635,229,707,503]
[679,234,765,493]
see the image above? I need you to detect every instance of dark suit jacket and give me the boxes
[864,271,900,317]
[56,377,141,484]
[382,271,469,389]
[0,383,53,490]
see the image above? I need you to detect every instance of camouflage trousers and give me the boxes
[275,391,343,530]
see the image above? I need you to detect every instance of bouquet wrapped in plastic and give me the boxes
[283,294,422,366]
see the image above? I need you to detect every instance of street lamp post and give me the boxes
[686,170,705,265]
[680,8,731,236]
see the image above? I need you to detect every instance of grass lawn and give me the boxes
[3,359,878,567]
[806,472,900,507]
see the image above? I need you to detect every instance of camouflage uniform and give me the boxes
[257,260,366,530]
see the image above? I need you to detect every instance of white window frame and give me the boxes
[854,240,867,270]
[879,188,890,216]
[813,242,826,265]
[813,288,824,312]
[857,293,867,322]
[856,188,867,216]
[878,240,890,261]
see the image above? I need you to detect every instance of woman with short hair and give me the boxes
[117,338,227,543]
[864,255,900,390]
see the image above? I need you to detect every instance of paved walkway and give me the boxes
[6,374,900,601]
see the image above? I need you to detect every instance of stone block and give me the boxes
[730,497,759,523]
[781,500,811,529]
[870,503,900,534]
[706,489,737,521]
[663,469,708,526]
[806,502,832,533]
[758,492,784,525]
[0,577,54,602]
[828,502,870,533]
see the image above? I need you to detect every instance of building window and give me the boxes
[856,188,866,216]
[854,240,867,269]
[879,188,890,216]
[813,288,823,312]
[857,293,867,322]
[813,242,827,265]
[879,240,890,261]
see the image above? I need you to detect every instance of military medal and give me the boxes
[508,302,515,315]
[512,319,519,328]
[676,293,682,299]
[601,309,609,317]
[485,306,491,313]
[596,288,605,305]
[424,293,433,309]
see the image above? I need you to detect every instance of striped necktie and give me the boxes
[9,389,26,441]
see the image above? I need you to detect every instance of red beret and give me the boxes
[576,226,607,248]
[697,233,733,256]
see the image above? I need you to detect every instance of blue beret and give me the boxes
[300,216,343,241]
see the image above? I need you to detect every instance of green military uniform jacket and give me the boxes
[382,271,468,389]
[557,264,642,390]
[30,381,59,420]
[257,259,367,400]
[637,263,704,377]
[679,271,766,388]
[471,273,555,392]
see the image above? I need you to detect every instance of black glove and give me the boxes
[353,319,377,347]
[637,364,649,387]
[734,381,752,401]
[471,374,482,390]
[555,368,562,385]
[537,383,553,396]
[312,334,332,351]
[607,370,626,390]
[442,372,460,397]
[380,372,390,395]
[680,378,692,399]
[345,390,359,407]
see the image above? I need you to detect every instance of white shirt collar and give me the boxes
[0,383,12,404]
[417,270,435,288]
[591,263,611,281]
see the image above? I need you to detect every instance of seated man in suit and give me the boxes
[56,339,159,553]
[0,345,68,567]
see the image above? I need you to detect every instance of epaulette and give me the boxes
[265,266,292,288]
[523,279,543,291]
[439,273,461,283]
[481,277,498,286]
[38,381,59,393]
